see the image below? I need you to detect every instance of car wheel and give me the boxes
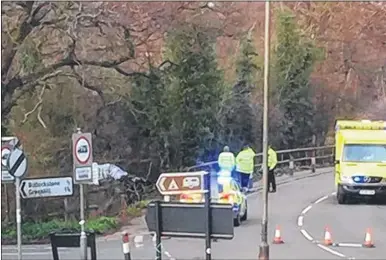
[337,185,347,205]
[234,214,241,227]
[241,204,248,221]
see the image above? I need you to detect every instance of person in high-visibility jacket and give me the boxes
[218,146,235,172]
[236,145,256,191]
[268,145,278,193]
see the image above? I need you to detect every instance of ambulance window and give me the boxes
[343,144,386,162]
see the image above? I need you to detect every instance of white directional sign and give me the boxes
[1,145,15,182]
[7,147,27,178]
[72,133,93,183]
[156,171,208,195]
[20,177,74,199]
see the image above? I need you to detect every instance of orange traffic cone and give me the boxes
[363,228,374,248]
[273,225,284,244]
[324,226,333,246]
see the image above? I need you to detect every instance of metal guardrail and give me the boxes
[185,145,335,175]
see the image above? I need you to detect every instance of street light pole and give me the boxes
[258,1,271,260]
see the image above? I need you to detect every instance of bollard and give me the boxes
[122,231,131,260]
[289,155,294,176]
[311,157,316,173]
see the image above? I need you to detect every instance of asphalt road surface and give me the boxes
[2,168,385,260]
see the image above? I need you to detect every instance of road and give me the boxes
[2,168,385,259]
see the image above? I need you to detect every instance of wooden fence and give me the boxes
[185,145,335,175]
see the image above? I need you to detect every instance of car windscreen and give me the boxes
[343,144,386,163]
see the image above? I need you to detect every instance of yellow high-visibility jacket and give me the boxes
[236,148,256,174]
[268,147,278,170]
[218,151,235,171]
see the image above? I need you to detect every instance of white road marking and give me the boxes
[2,252,54,256]
[300,229,313,241]
[299,193,356,260]
[297,216,304,226]
[301,205,312,215]
[317,244,347,258]
[335,243,363,248]
[314,195,328,204]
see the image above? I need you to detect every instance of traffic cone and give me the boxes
[324,226,333,246]
[363,228,374,248]
[272,225,284,244]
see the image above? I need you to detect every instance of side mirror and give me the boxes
[335,160,340,164]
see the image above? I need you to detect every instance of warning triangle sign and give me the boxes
[168,179,179,190]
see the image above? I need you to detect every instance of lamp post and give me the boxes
[258,1,271,260]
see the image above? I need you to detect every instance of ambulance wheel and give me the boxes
[234,214,241,227]
[241,205,248,221]
[337,185,347,205]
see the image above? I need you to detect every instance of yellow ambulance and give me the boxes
[334,120,386,204]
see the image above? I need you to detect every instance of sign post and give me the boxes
[72,128,93,260]
[20,177,74,199]
[153,171,224,260]
[7,146,28,260]
[204,173,212,260]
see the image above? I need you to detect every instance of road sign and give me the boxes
[1,145,15,182]
[20,177,74,199]
[145,201,234,239]
[72,133,93,183]
[7,147,27,178]
[156,171,208,195]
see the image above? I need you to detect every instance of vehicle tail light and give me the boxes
[180,194,190,200]
[220,193,234,203]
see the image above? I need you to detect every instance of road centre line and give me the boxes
[301,205,312,215]
[298,193,356,259]
[317,244,347,258]
[314,195,328,204]
[297,216,304,226]
[300,229,313,241]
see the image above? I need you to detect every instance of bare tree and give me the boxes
[1,1,149,121]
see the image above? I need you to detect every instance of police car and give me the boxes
[179,170,248,227]
[216,170,248,226]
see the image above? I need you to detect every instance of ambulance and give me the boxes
[334,120,386,204]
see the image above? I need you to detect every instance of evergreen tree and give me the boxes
[275,10,322,149]
[222,34,261,152]
[130,65,171,169]
[163,25,225,167]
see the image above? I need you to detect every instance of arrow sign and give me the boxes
[156,171,208,195]
[20,177,74,199]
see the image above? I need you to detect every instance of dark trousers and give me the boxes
[268,167,276,191]
[239,172,250,189]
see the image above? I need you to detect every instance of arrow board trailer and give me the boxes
[20,177,74,199]
[156,171,209,195]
